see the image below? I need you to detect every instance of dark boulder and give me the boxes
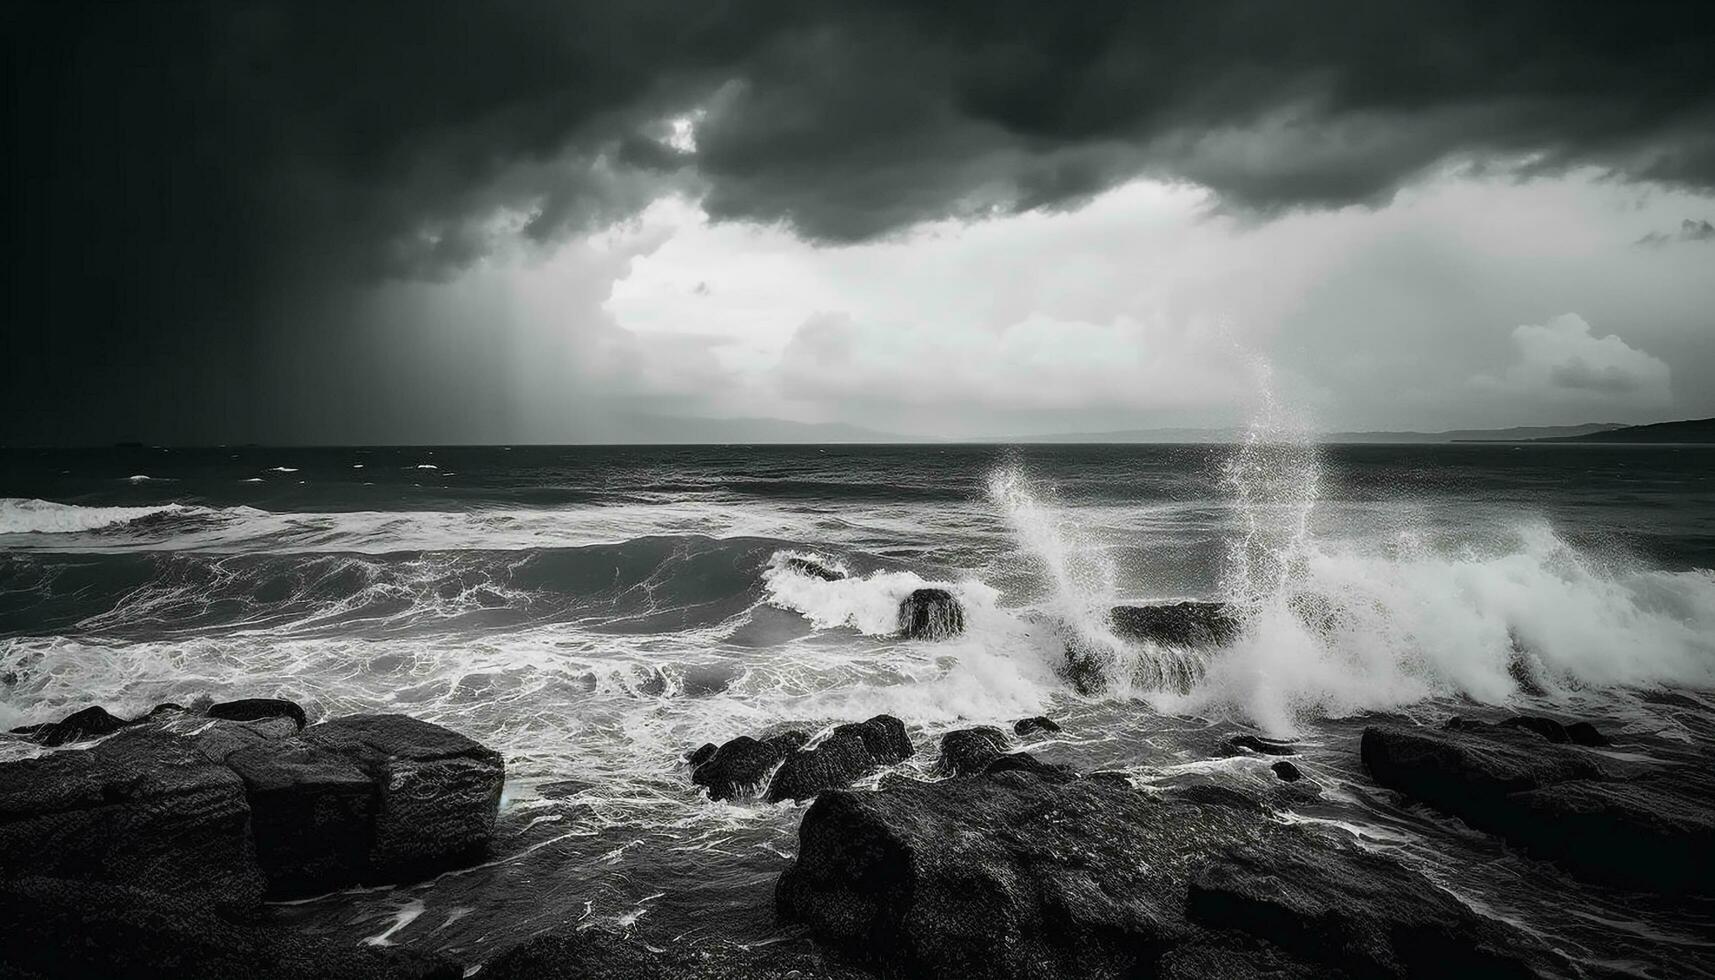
[1271,760,1302,782]
[983,751,1077,784]
[1363,722,1708,893]
[1223,733,1298,757]
[934,726,1010,776]
[300,714,504,882]
[10,704,133,746]
[784,556,846,582]
[225,740,376,897]
[687,742,718,767]
[208,697,308,731]
[1014,715,1062,737]
[897,587,964,640]
[691,730,808,801]
[776,770,1563,980]
[0,731,265,908]
[764,716,914,803]
[1108,601,1239,647]
[0,877,460,980]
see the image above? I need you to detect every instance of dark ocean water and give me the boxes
[3,443,1713,976]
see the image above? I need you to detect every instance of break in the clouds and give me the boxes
[4,1,1714,442]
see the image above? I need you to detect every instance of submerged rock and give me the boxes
[208,697,308,731]
[1108,600,1239,647]
[784,555,846,582]
[934,726,1011,776]
[1224,733,1299,757]
[776,769,1565,980]
[691,730,809,801]
[0,877,460,980]
[10,704,134,746]
[1271,760,1303,782]
[1363,721,1710,893]
[0,730,265,907]
[897,587,964,640]
[765,716,914,803]
[1496,714,1611,747]
[1014,715,1062,737]
[299,713,505,883]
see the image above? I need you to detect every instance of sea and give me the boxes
[2,439,1713,977]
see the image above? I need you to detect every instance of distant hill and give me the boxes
[1535,417,1715,444]
[599,414,901,443]
[982,423,1627,444]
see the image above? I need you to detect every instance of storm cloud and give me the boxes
[4,0,1714,442]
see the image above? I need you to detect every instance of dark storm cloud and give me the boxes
[3,0,1713,442]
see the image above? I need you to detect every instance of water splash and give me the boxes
[1219,362,1322,614]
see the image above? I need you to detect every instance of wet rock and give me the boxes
[776,770,1563,980]
[764,716,914,803]
[934,725,1010,776]
[982,751,1077,784]
[1271,760,1302,782]
[1186,845,1564,979]
[1224,733,1298,757]
[0,876,460,980]
[1497,714,1611,747]
[691,730,808,801]
[208,697,308,731]
[0,731,265,907]
[897,587,965,640]
[1014,715,1062,737]
[687,742,718,767]
[784,556,846,582]
[10,704,133,746]
[1363,722,1709,893]
[1108,600,1239,647]
[225,740,375,897]
[483,926,870,980]
[300,714,505,882]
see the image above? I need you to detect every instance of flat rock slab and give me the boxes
[300,714,505,882]
[0,731,264,908]
[776,769,1567,980]
[0,876,459,980]
[226,740,376,897]
[1362,722,1710,893]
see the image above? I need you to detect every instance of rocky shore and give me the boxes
[3,681,1710,978]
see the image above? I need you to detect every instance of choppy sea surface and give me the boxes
[3,441,1713,976]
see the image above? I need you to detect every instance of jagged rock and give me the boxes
[1224,734,1298,757]
[784,556,846,582]
[300,714,504,882]
[0,731,264,907]
[1363,722,1709,893]
[897,587,964,640]
[208,698,308,731]
[1271,760,1302,782]
[1108,601,1239,647]
[0,877,460,980]
[225,740,375,897]
[1014,716,1062,737]
[691,731,808,801]
[764,716,914,803]
[776,770,1564,980]
[10,705,133,746]
[934,726,1010,776]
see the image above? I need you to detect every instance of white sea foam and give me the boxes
[761,550,998,635]
[0,498,190,534]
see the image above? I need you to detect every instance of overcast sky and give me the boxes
[4,1,1713,444]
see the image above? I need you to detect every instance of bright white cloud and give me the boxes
[1478,314,1671,403]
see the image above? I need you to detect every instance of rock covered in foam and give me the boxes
[1363,718,1711,893]
[0,729,265,907]
[775,768,1567,979]
[897,587,964,640]
[783,555,846,582]
[9,704,133,746]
